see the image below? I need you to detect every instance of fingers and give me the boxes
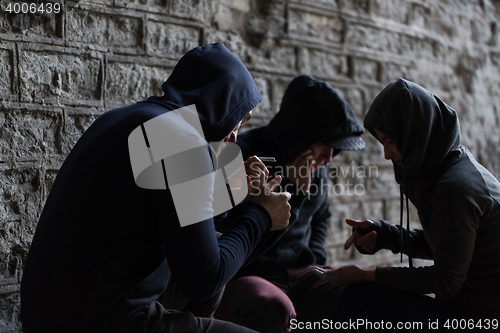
[247,156,269,175]
[281,191,292,222]
[245,156,269,184]
[308,159,316,174]
[344,219,376,252]
[280,190,292,220]
[344,230,377,251]
[296,153,314,171]
[345,218,373,228]
[287,150,312,168]
[294,149,312,162]
[299,153,314,167]
[260,165,267,187]
[285,150,314,191]
[310,266,331,275]
[310,267,325,277]
[356,231,377,252]
[282,191,291,200]
[267,175,282,192]
[311,266,338,280]
[269,190,291,231]
[344,232,358,250]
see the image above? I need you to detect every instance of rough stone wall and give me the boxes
[0,0,499,331]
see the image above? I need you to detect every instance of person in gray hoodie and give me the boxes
[215,75,365,332]
[312,79,500,331]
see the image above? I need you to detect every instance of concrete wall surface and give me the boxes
[0,0,499,331]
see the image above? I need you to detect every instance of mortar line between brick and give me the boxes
[14,43,21,103]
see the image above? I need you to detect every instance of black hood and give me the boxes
[146,43,262,142]
[267,75,365,165]
[364,78,461,180]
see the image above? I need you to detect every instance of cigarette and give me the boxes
[258,157,276,162]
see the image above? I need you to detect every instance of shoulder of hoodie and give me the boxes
[97,102,206,142]
[432,146,500,206]
[104,101,175,126]
[236,126,268,154]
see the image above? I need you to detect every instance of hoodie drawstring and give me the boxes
[399,181,413,267]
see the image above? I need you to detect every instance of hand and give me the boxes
[344,219,377,253]
[285,149,315,192]
[245,156,269,198]
[251,175,291,231]
[310,265,375,285]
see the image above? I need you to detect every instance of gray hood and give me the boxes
[364,78,461,181]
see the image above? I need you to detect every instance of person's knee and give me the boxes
[249,297,294,333]
[259,292,294,320]
[237,288,294,330]
[217,276,295,333]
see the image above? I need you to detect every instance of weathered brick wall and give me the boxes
[0,0,499,331]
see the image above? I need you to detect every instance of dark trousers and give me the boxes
[214,265,345,333]
[120,282,258,333]
[338,282,462,332]
[121,301,259,333]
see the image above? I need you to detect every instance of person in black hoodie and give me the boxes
[313,79,500,331]
[20,43,293,333]
[214,75,365,332]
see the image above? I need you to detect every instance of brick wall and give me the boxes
[0,0,499,331]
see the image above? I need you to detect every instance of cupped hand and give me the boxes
[285,149,315,192]
[310,265,375,285]
[344,219,377,253]
[245,156,269,197]
[251,175,291,231]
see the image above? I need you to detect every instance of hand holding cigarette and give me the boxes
[258,157,276,162]
[285,149,314,192]
[244,156,270,194]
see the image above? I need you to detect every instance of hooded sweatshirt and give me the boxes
[364,78,500,318]
[20,43,271,333]
[233,75,364,275]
